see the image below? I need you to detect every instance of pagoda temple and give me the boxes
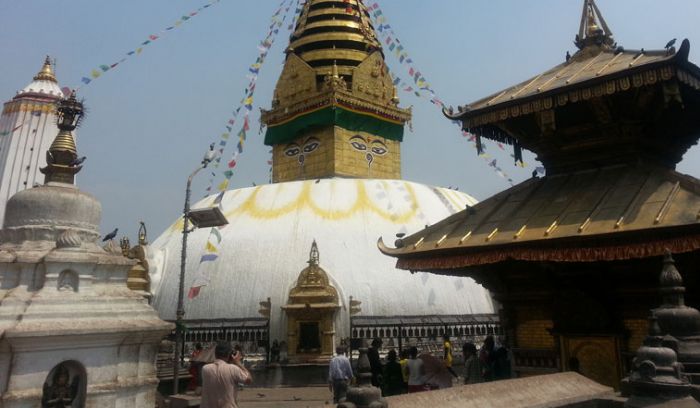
[149,0,496,366]
[380,0,700,389]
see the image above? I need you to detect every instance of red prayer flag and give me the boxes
[228,159,237,168]
[149,34,159,41]
[188,287,201,299]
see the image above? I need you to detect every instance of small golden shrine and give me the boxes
[120,222,151,300]
[261,0,411,182]
[282,241,339,362]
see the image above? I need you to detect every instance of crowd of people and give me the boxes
[328,334,512,402]
[183,335,511,407]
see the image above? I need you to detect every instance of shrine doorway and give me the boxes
[298,322,321,352]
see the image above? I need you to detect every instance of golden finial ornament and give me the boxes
[40,92,85,185]
[138,221,148,245]
[586,8,600,37]
[33,56,58,83]
[575,0,614,50]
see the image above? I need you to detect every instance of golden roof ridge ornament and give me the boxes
[575,0,615,50]
[33,56,58,83]
[40,91,85,185]
[308,240,320,266]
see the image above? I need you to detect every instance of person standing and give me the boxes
[479,335,496,382]
[382,350,404,396]
[270,340,280,363]
[201,341,253,408]
[462,342,482,385]
[442,334,458,379]
[398,349,410,392]
[368,338,383,387]
[406,347,426,393]
[188,343,204,391]
[328,346,353,403]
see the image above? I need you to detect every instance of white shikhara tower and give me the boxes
[0,57,65,225]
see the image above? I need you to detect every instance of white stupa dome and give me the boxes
[149,178,493,342]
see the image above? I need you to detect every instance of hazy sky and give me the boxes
[1,0,700,241]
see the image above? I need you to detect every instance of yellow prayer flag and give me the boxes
[206,241,218,253]
[217,179,229,191]
[91,69,101,79]
[136,48,143,55]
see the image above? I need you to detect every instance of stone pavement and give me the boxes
[234,386,331,407]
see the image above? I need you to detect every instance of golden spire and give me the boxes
[33,56,57,83]
[289,0,381,78]
[261,0,411,183]
[575,0,614,50]
[40,92,85,185]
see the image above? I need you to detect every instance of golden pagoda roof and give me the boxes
[379,164,700,269]
[289,0,381,75]
[445,0,700,140]
[33,56,57,83]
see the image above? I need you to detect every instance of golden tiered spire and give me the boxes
[289,0,381,78]
[33,56,58,83]
[262,0,411,183]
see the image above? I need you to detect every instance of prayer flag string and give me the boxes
[203,0,300,194]
[368,1,521,185]
[188,0,300,301]
[75,0,221,90]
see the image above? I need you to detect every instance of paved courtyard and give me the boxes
[230,386,330,408]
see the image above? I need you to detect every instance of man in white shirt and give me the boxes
[406,346,426,393]
[201,342,253,408]
[328,346,353,403]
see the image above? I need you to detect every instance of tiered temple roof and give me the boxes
[380,0,700,271]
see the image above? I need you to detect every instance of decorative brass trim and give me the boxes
[459,230,472,244]
[486,228,499,242]
[413,237,424,249]
[655,182,681,224]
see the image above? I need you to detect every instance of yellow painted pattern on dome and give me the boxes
[225,180,419,222]
[443,189,466,210]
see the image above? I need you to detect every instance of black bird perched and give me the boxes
[665,38,677,49]
[102,228,118,242]
[70,156,86,166]
[566,51,571,62]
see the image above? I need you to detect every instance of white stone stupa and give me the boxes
[0,57,68,226]
[0,93,172,407]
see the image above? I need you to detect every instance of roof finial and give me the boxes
[40,92,85,185]
[33,55,57,83]
[660,251,686,307]
[575,0,614,50]
[308,240,319,266]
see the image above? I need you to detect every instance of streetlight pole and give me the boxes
[172,157,212,395]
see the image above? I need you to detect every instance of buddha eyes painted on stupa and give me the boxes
[349,135,388,156]
[349,135,368,151]
[302,138,320,153]
[370,141,388,156]
[284,144,301,157]
[283,137,321,159]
